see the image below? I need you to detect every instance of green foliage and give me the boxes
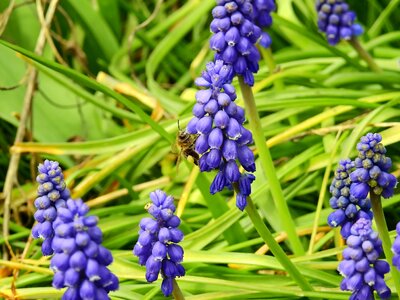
[0,0,400,299]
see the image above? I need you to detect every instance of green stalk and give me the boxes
[239,77,305,256]
[348,38,382,73]
[308,132,342,254]
[259,47,284,91]
[370,191,400,297]
[259,48,297,125]
[172,279,185,300]
[242,190,313,291]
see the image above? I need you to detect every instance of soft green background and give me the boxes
[0,0,399,299]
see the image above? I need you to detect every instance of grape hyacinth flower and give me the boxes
[328,159,372,239]
[338,218,391,300]
[350,133,397,200]
[50,199,118,300]
[316,0,363,45]
[210,0,263,85]
[186,60,255,210]
[133,190,185,296]
[393,222,400,271]
[252,0,276,48]
[32,160,71,256]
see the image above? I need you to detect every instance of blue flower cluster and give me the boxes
[50,199,119,300]
[32,160,71,255]
[186,60,255,210]
[210,0,263,85]
[350,133,397,199]
[316,0,363,45]
[133,190,185,296]
[338,218,391,300]
[393,222,400,271]
[328,159,372,239]
[252,0,276,48]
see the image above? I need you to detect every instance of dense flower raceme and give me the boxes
[328,159,372,239]
[350,133,397,200]
[186,60,256,210]
[32,160,71,255]
[338,218,391,300]
[393,222,400,271]
[210,0,264,85]
[50,199,118,300]
[133,190,185,296]
[251,0,276,47]
[316,0,363,45]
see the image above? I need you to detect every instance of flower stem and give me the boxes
[240,189,313,291]
[259,47,284,91]
[238,77,305,256]
[172,279,185,300]
[370,191,400,297]
[348,37,382,73]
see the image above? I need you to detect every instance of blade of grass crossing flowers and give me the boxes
[26,60,140,122]
[308,131,344,254]
[239,77,305,256]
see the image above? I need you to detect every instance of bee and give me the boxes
[175,121,199,167]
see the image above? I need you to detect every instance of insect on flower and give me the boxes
[174,120,200,168]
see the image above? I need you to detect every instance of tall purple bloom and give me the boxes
[133,190,185,296]
[338,218,391,300]
[349,133,397,200]
[328,159,373,239]
[393,222,400,271]
[50,199,118,300]
[316,0,363,45]
[210,0,263,85]
[32,160,70,256]
[186,60,255,210]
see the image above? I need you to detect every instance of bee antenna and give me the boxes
[177,119,181,131]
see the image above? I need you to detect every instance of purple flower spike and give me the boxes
[32,160,71,256]
[350,133,398,199]
[316,0,363,45]
[210,0,274,85]
[338,218,391,300]
[187,60,256,210]
[393,222,400,271]
[50,199,118,299]
[327,159,372,239]
[133,190,185,297]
